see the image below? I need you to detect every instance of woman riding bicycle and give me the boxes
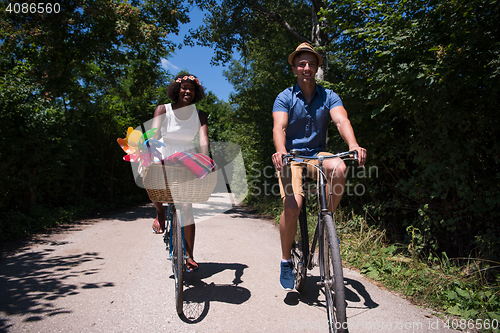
[150,73,209,272]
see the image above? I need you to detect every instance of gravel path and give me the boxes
[0,200,459,332]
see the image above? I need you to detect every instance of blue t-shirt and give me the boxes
[273,84,343,156]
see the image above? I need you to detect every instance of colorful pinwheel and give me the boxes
[117,127,164,169]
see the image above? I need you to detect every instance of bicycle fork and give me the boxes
[164,204,186,261]
[316,213,328,288]
[316,155,331,288]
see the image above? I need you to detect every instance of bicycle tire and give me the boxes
[291,202,309,291]
[322,214,347,333]
[172,211,184,315]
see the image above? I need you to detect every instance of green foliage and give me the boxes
[191,0,500,261]
[0,0,194,241]
[189,0,313,64]
[319,0,500,260]
[225,47,296,184]
[196,23,302,188]
[337,210,500,329]
[198,0,500,325]
[244,194,283,222]
[0,61,151,241]
[197,91,235,143]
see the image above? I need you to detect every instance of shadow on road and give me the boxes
[344,277,379,309]
[282,275,379,311]
[0,204,155,332]
[0,204,154,262]
[97,203,154,222]
[223,205,271,221]
[0,244,113,331]
[283,275,323,307]
[173,262,250,324]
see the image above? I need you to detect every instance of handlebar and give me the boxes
[282,149,359,166]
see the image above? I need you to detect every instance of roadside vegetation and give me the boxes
[246,195,500,332]
[337,210,500,328]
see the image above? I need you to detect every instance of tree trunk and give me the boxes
[311,1,328,80]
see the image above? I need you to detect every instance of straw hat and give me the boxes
[288,42,323,66]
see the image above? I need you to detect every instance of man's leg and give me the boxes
[280,194,303,260]
[323,157,347,212]
[277,163,304,290]
[279,194,303,290]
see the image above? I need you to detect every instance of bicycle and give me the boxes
[142,163,217,315]
[163,203,184,315]
[283,149,359,333]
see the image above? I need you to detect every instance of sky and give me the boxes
[160,7,235,102]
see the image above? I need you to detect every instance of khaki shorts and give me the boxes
[277,152,334,198]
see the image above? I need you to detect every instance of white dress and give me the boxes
[160,103,200,158]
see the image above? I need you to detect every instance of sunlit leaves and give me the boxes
[0,0,191,238]
[319,0,500,259]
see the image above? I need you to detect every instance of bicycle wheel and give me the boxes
[291,202,308,291]
[172,210,184,315]
[322,214,347,333]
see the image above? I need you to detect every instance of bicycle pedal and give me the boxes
[316,281,325,286]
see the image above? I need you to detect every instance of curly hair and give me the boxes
[167,74,205,104]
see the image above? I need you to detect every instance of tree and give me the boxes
[186,0,500,259]
[1,0,189,104]
[0,0,192,239]
[189,0,342,78]
[319,0,500,258]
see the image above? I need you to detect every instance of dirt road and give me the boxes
[0,200,459,332]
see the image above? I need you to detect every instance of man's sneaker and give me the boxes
[280,261,294,290]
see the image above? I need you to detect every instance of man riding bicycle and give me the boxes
[271,42,367,290]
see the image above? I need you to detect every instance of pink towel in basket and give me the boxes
[162,152,217,179]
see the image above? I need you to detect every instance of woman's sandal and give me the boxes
[186,259,199,272]
[152,219,165,234]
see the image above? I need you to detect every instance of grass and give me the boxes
[336,210,500,331]
[244,195,500,332]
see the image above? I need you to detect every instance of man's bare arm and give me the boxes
[272,111,289,171]
[330,106,367,166]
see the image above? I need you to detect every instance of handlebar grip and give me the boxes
[353,150,359,162]
[282,155,289,166]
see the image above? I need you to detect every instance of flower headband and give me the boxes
[175,75,200,86]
